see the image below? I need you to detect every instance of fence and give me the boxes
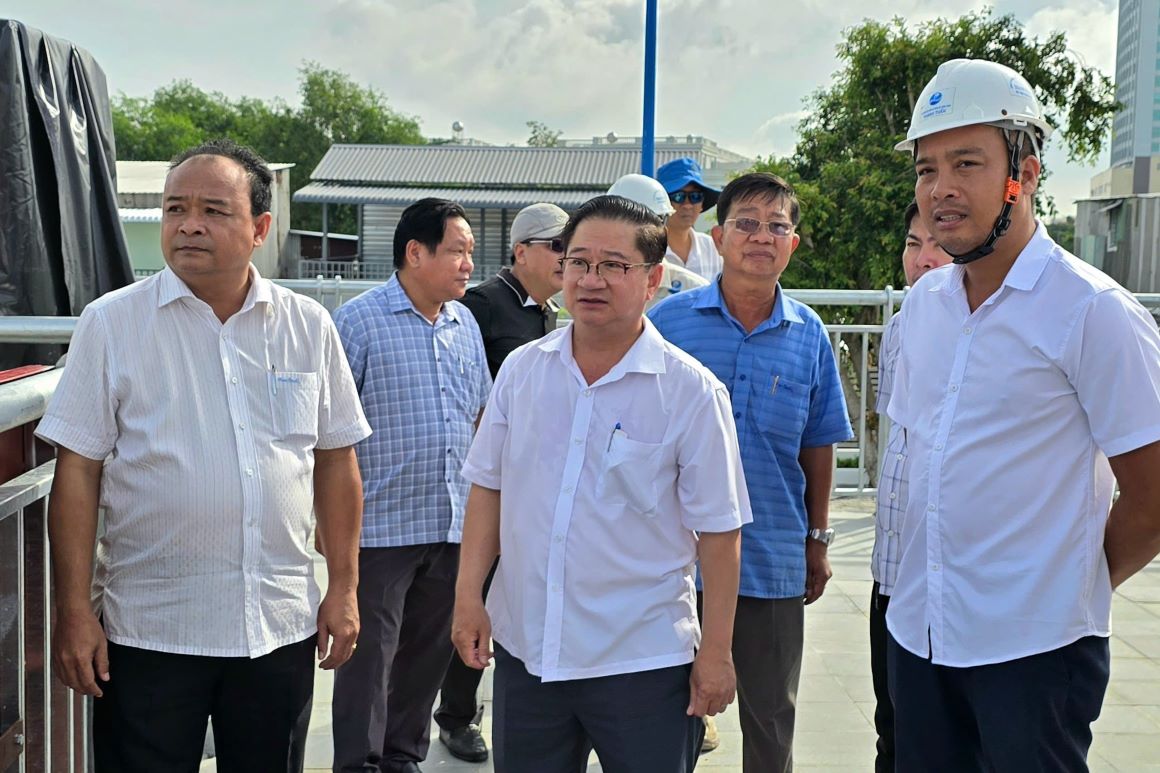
[1,367,90,773]
[297,260,394,281]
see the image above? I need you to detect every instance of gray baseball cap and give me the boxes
[510,203,569,251]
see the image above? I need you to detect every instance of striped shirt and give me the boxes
[35,266,371,658]
[873,313,906,595]
[333,274,491,547]
[649,281,853,598]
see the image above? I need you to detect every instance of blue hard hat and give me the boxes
[655,158,720,210]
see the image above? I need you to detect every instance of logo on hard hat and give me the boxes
[929,91,943,106]
[1008,78,1032,99]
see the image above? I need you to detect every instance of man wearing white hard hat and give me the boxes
[886,58,1160,771]
[607,174,709,311]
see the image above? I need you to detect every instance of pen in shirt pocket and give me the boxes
[770,375,780,396]
[607,422,623,451]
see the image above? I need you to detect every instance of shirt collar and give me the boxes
[500,267,558,310]
[386,272,461,324]
[936,221,1054,299]
[692,278,802,328]
[157,264,273,312]
[537,317,668,384]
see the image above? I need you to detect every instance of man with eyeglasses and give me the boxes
[452,195,751,773]
[649,172,853,773]
[656,158,724,281]
[433,202,567,763]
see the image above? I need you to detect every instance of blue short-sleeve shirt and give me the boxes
[649,281,853,598]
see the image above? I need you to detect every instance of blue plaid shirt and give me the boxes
[649,282,853,598]
[333,275,491,547]
[873,314,907,595]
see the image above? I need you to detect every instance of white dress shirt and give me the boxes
[665,230,722,281]
[887,224,1160,667]
[36,267,372,658]
[462,319,752,682]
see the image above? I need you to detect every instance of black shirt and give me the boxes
[460,268,558,378]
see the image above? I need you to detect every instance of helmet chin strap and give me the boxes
[946,131,1025,265]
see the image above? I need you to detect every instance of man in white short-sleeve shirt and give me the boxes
[886,60,1160,772]
[451,195,752,773]
[37,140,371,773]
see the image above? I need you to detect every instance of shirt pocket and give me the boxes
[269,371,320,442]
[755,375,810,442]
[596,431,663,516]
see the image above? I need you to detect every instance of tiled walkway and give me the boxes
[203,494,1160,772]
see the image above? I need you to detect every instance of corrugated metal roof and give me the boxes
[293,183,600,209]
[118,207,163,223]
[309,144,714,187]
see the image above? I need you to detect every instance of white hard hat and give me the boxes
[607,174,675,217]
[895,59,1054,153]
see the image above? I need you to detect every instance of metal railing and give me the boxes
[1,369,90,772]
[4,287,1158,493]
[297,260,394,281]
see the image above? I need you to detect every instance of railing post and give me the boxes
[876,285,895,487]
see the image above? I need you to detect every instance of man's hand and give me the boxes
[451,597,493,669]
[53,608,110,697]
[317,588,359,669]
[687,645,735,717]
[805,539,832,604]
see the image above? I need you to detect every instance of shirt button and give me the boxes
[231,377,239,384]
[447,448,452,454]
[949,384,958,392]
[738,374,747,381]
[552,584,562,592]
[245,468,254,476]
[734,411,741,419]
[931,563,941,572]
[963,327,972,335]
[238,423,246,430]
[563,485,574,494]
[927,504,936,512]
[935,443,944,451]
[889,492,897,500]
[584,389,593,397]
[573,438,582,445]
[887,529,896,536]
[554,535,564,544]
[896,453,904,461]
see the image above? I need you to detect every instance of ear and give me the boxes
[1020,153,1041,199]
[644,260,664,301]
[252,212,273,248]
[513,242,528,266]
[711,224,724,252]
[405,239,426,269]
[787,232,801,256]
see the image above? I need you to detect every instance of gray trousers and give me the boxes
[331,543,459,773]
[733,595,805,773]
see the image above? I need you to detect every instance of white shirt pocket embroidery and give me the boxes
[269,372,320,441]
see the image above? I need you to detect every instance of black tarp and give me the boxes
[0,20,133,369]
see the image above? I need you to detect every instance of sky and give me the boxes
[5,0,1121,213]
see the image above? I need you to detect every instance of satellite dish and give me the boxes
[606,132,618,144]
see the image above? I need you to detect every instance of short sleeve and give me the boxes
[802,325,854,447]
[315,315,372,450]
[332,304,367,391]
[34,307,118,460]
[1065,290,1160,457]
[675,385,753,533]
[876,314,903,415]
[461,357,510,490]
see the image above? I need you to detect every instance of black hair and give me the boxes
[393,198,471,269]
[904,200,920,233]
[169,139,273,216]
[716,172,800,226]
[560,195,667,264]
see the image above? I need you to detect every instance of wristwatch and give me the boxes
[807,527,836,546]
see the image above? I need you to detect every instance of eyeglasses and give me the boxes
[558,257,656,282]
[669,191,705,205]
[523,238,565,253]
[725,217,795,237]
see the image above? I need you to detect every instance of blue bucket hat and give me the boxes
[655,158,720,211]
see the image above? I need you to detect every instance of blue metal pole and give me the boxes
[641,0,657,176]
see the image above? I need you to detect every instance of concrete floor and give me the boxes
[202,494,1160,772]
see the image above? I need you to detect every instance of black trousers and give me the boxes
[331,543,459,773]
[93,636,315,773]
[889,632,1110,773]
[434,557,498,731]
[869,582,894,773]
[491,643,703,773]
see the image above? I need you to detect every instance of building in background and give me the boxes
[116,160,295,278]
[293,136,751,281]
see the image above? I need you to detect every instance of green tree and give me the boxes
[526,120,563,147]
[1047,216,1076,252]
[748,10,1117,483]
[112,63,425,234]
